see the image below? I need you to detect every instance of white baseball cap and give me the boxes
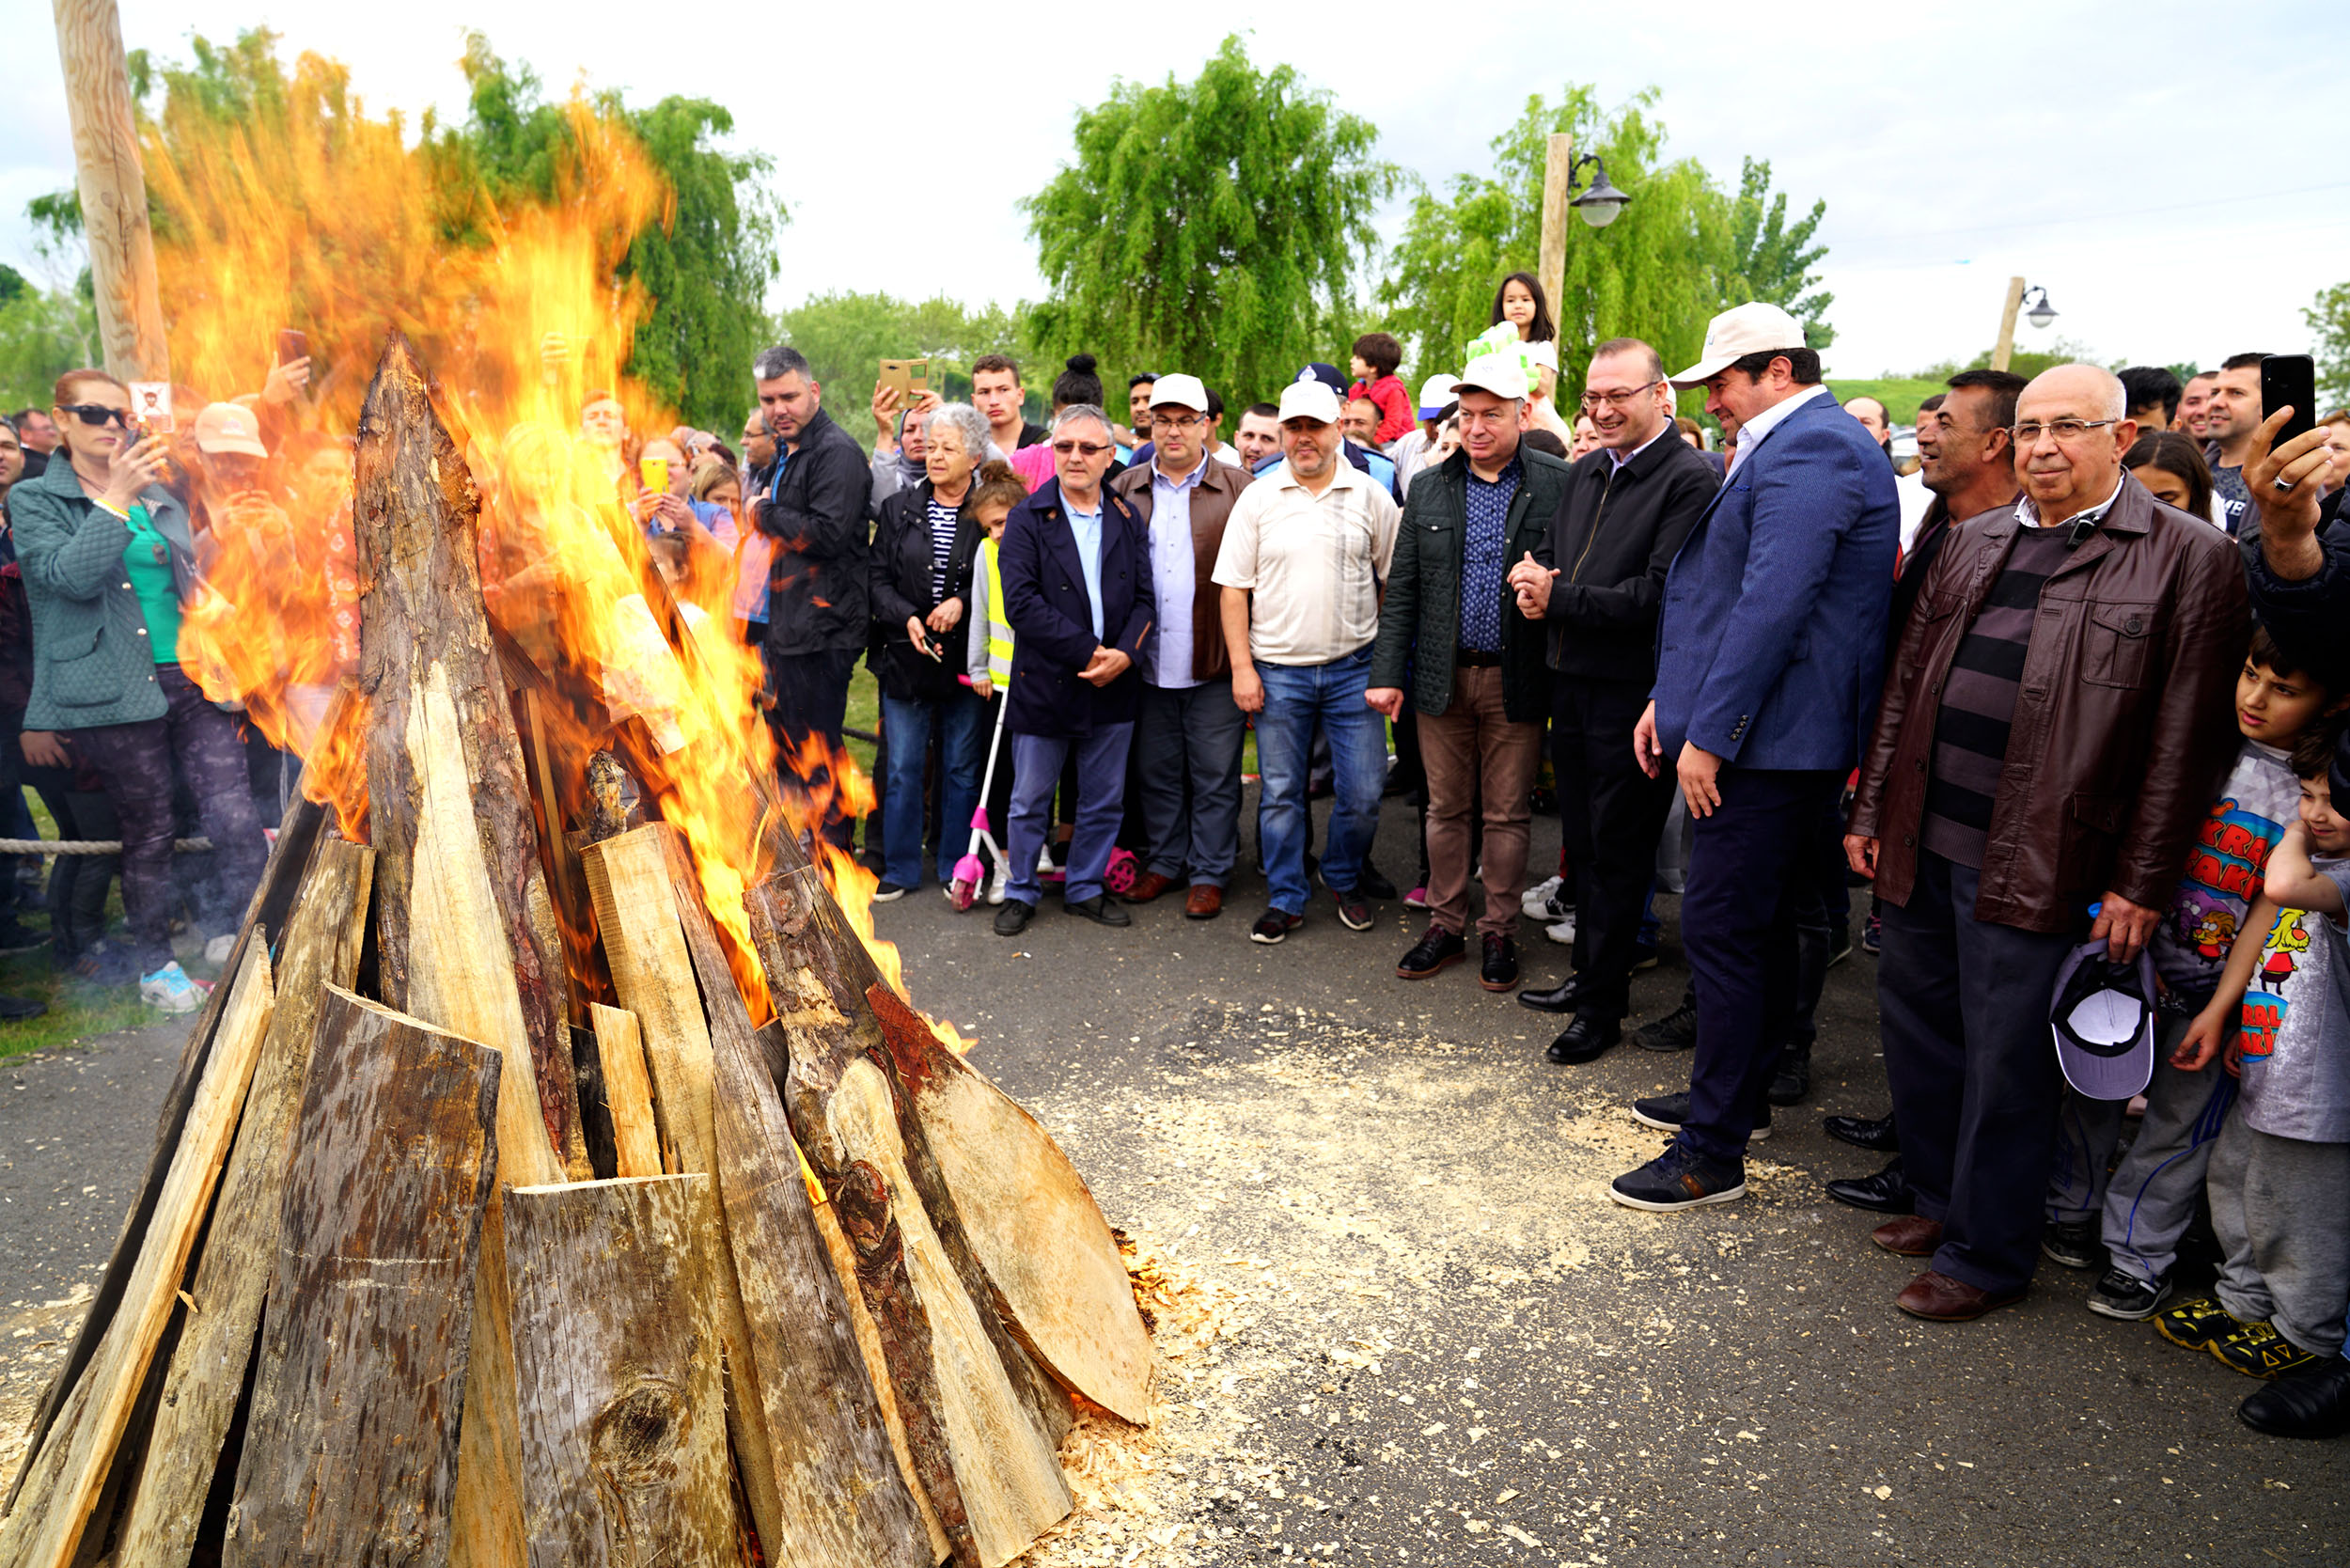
[1453,353,1529,402]
[1149,372,1210,413]
[1416,374,1460,420]
[193,400,268,458]
[1277,380,1342,425]
[1670,302,1809,387]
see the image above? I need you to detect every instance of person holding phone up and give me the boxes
[9,369,268,1016]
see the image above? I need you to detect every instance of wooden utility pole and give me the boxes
[51,0,169,384]
[1537,133,1574,326]
[1990,275,2027,373]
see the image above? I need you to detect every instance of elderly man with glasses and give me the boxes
[994,403,1156,935]
[1508,337,1720,1058]
[1845,363,2248,1322]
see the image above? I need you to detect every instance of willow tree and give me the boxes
[1022,36,1396,413]
[1379,88,1828,405]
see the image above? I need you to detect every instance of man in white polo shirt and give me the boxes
[1214,380,1403,945]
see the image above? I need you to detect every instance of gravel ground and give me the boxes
[2,801,2342,1565]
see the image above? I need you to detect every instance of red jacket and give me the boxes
[1350,374,1414,445]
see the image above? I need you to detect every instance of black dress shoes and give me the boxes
[1545,1014,1621,1065]
[1825,1157,1914,1215]
[1766,1037,1811,1106]
[1824,1112,1900,1153]
[1518,976,1583,1013]
[2240,1356,2350,1439]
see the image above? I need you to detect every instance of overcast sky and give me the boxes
[6,0,2342,383]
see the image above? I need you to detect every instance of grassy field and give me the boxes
[1824,378,1950,425]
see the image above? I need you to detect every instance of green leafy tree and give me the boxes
[426,35,784,431]
[1724,157,1832,350]
[2308,280,2350,410]
[1022,36,1396,414]
[1378,87,1771,406]
[0,286,99,412]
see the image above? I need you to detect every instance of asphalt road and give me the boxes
[4,798,2343,1565]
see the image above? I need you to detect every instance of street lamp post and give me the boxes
[1537,140,1634,368]
[1992,278,2058,372]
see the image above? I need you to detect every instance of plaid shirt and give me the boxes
[1458,453,1523,651]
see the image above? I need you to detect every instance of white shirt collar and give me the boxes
[1607,423,1673,470]
[1733,384,1832,457]
[2013,474,2127,530]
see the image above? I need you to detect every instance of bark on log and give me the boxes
[3,788,324,1517]
[659,835,933,1568]
[354,327,574,1173]
[225,987,501,1568]
[865,983,1152,1425]
[747,871,1072,1568]
[588,1006,663,1181]
[578,828,784,1552]
[114,839,375,1568]
[0,946,274,1568]
[504,1176,737,1568]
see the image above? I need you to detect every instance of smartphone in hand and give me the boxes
[277,328,308,367]
[2262,354,2318,447]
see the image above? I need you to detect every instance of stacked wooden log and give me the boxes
[0,334,1153,1568]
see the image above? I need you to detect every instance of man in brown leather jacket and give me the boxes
[1845,364,2248,1323]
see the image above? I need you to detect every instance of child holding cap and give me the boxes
[2061,627,2346,1322]
[2149,722,2350,1383]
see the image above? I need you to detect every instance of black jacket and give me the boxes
[999,478,1154,740]
[1371,446,1573,725]
[1533,432,1718,686]
[755,404,870,655]
[870,478,983,703]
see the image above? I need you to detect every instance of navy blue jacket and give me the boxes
[1652,390,1899,771]
[999,477,1154,739]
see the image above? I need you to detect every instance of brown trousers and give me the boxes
[1418,664,1543,940]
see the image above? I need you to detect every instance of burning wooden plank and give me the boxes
[225,987,502,1568]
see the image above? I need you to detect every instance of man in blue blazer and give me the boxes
[994,405,1156,935]
[1611,303,1899,1212]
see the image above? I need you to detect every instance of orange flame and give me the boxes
[146,54,905,1012]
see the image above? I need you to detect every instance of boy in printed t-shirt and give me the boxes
[2152,729,2350,1382]
[2053,629,2345,1319]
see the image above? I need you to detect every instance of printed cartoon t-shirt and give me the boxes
[2154,741,2296,1003]
[2236,855,2350,1143]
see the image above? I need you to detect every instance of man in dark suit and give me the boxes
[1609,303,1899,1213]
[994,404,1155,935]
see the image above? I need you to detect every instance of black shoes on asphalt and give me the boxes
[2240,1356,2350,1439]
[1608,1137,1747,1212]
[1825,1112,1901,1152]
[1633,992,1699,1052]
[1396,926,1465,979]
[1629,1090,1770,1142]
[1480,935,1518,992]
[2043,1216,2105,1271]
[992,894,1130,934]
[2088,1266,2174,1321]
[1824,1158,1911,1214]
[1546,1014,1620,1064]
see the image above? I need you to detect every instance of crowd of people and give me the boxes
[750,289,2350,1445]
[8,265,2350,1445]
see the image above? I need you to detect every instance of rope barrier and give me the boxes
[0,839,215,856]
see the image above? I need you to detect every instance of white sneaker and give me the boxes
[1521,874,1564,917]
[986,868,1008,906]
[204,933,236,966]
[1544,915,1576,946]
[140,962,207,1015]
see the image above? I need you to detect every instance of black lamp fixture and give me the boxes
[2023,284,2057,330]
[1567,154,1630,229]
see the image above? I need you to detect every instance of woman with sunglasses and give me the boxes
[9,369,267,1014]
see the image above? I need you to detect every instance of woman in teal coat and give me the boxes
[11,369,266,1014]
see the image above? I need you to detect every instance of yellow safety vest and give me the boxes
[982,536,1014,684]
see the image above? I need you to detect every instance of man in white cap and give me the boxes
[1606,302,1899,1215]
[1111,373,1255,919]
[1214,378,1402,944]
[1391,372,1460,494]
[1370,353,1571,991]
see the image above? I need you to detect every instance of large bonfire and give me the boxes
[0,53,1150,1568]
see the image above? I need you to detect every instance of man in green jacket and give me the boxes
[1369,354,1573,994]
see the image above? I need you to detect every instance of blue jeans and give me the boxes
[1255,649,1384,916]
[1004,724,1136,907]
[879,690,986,888]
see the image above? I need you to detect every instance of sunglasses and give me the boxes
[1051,440,1112,457]
[60,403,133,430]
